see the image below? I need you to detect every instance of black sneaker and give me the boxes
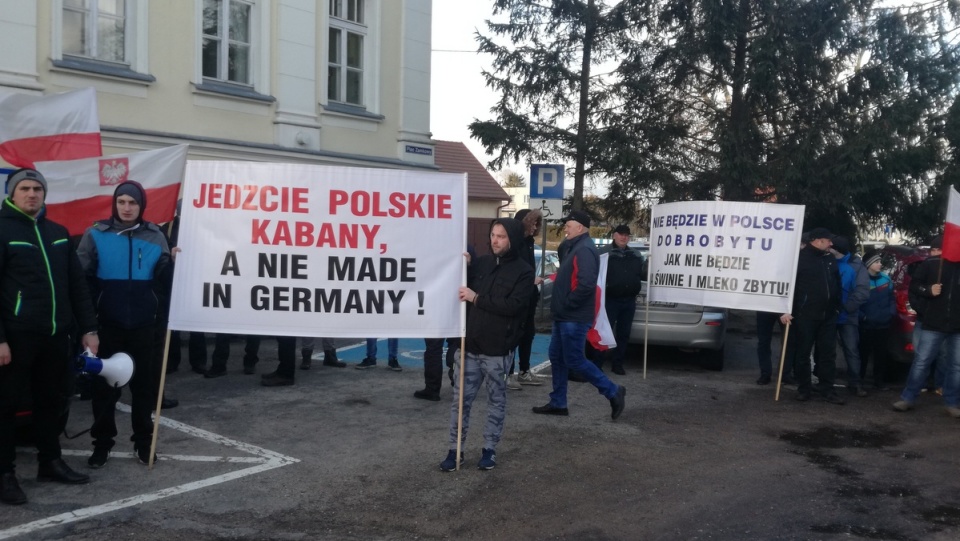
[134,445,157,466]
[1,472,27,505]
[413,389,441,401]
[387,358,402,371]
[88,447,110,469]
[823,393,846,405]
[261,371,295,386]
[356,358,377,369]
[610,385,626,420]
[477,448,497,470]
[439,450,464,472]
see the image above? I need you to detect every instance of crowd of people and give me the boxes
[0,168,633,504]
[761,228,959,417]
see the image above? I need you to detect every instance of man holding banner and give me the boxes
[779,227,845,404]
[533,210,626,420]
[440,218,533,471]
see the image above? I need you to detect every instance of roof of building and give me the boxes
[433,140,509,202]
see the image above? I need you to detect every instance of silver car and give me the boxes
[625,243,728,370]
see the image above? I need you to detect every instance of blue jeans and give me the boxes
[913,321,947,388]
[837,324,862,387]
[901,328,960,406]
[366,338,398,360]
[548,321,620,408]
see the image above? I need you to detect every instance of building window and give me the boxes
[62,0,127,63]
[328,0,365,106]
[202,0,253,84]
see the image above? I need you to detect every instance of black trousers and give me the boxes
[211,334,262,371]
[792,314,838,395]
[272,336,298,378]
[168,331,208,371]
[424,338,459,394]
[513,299,538,374]
[0,332,71,473]
[90,324,158,450]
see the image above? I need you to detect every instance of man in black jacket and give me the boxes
[439,218,533,471]
[893,236,960,416]
[1,169,99,505]
[597,224,644,375]
[780,227,845,404]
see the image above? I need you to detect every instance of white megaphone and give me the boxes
[75,349,134,388]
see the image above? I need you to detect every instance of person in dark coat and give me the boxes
[1,169,99,505]
[439,218,533,471]
[779,227,845,404]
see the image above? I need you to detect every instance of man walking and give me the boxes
[1,169,99,505]
[533,210,626,420]
[439,218,533,471]
[780,228,845,404]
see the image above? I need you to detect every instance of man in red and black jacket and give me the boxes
[533,210,626,420]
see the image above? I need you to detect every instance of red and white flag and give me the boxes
[0,87,102,168]
[587,252,617,351]
[943,186,960,262]
[35,145,188,235]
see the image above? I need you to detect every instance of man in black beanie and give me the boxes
[78,180,172,467]
[1,168,99,505]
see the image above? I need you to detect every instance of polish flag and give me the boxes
[0,87,102,168]
[587,252,618,351]
[35,145,188,236]
[943,186,960,262]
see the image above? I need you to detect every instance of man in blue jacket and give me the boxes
[831,236,869,396]
[1,169,99,505]
[78,181,172,467]
[533,210,625,420]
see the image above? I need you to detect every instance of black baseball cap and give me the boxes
[612,224,630,235]
[560,209,591,228]
[807,227,835,241]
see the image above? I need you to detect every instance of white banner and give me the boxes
[169,161,468,338]
[648,201,805,313]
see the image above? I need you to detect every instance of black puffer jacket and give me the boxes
[465,218,535,356]
[0,199,98,342]
[790,244,841,320]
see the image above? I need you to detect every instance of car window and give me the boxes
[543,254,559,275]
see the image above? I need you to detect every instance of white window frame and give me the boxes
[51,0,149,73]
[194,0,271,95]
[325,0,379,111]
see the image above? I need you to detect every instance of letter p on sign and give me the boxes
[530,164,565,199]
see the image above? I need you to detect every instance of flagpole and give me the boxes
[455,337,465,471]
[148,328,172,469]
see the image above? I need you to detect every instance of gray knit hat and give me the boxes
[6,168,48,199]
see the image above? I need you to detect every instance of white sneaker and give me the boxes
[517,371,542,386]
[506,374,522,390]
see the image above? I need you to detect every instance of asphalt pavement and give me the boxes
[4,315,960,541]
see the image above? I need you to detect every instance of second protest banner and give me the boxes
[647,201,805,313]
[169,161,467,338]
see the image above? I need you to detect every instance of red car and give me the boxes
[878,245,930,364]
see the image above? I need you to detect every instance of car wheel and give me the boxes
[700,346,724,371]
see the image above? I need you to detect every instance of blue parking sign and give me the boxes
[530,164,565,200]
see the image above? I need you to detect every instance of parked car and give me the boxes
[625,243,728,370]
[878,245,930,364]
[534,248,559,310]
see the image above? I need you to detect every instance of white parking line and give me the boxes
[1,405,298,540]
